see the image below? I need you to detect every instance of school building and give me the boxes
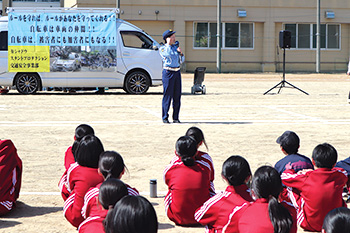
[2,0,350,73]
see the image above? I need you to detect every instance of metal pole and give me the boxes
[283,48,286,81]
[216,0,221,73]
[116,0,120,19]
[316,0,320,73]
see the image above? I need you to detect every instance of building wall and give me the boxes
[2,0,62,15]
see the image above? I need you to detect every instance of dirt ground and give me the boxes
[1,72,350,233]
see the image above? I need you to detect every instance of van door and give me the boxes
[119,31,162,76]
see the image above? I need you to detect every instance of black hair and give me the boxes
[281,144,298,155]
[75,135,104,168]
[185,126,208,151]
[322,207,350,233]
[312,143,337,168]
[104,195,158,233]
[99,151,126,180]
[72,124,95,158]
[252,166,293,233]
[176,136,197,166]
[278,132,299,155]
[99,178,128,210]
[222,155,251,186]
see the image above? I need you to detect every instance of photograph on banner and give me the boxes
[8,11,117,73]
[50,46,117,72]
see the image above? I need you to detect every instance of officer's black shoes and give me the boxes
[173,120,181,123]
[163,119,170,124]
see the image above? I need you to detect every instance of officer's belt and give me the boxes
[164,67,180,71]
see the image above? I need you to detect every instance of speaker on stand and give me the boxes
[264,30,308,95]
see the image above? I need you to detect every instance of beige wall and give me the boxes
[120,1,350,72]
[127,20,174,44]
[2,0,64,14]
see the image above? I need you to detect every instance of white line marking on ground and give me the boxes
[135,105,159,118]
[265,106,325,123]
[19,191,169,196]
[0,119,350,126]
[20,192,61,195]
[20,190,222,196]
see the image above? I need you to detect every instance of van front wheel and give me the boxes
[15,73,40,94]
[124,71,150,94]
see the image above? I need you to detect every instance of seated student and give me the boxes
[61,135,105,228]
[281,143,347,232]
[170,127,215,196]
[78,178,128,233]
[322,207,350,233]
[59,124,95,200]
[185,126,215,196]
[0,139,22,216]
[65,124,95,170]
[274,130,313,174]
[164,136,211,226]
[81,151,139,219]
[104,195,158,233]
[335,156,350,199]
[195,155,253,233]
[222,166,297,233]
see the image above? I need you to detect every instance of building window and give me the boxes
[194,22,253,49]
[285,23,340,49]
[194,22,217,48]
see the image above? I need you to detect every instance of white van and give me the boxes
[0,8,163,94]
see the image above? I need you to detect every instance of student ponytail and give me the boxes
[99,178,128,210]
[72,124,95,158]
[185,126,208,151]
[75,135,104,168]
[175,136,197,166]
[252,166,293,233]
[268,195,293,233]
[222,155,251,186]
[99,151,126,179]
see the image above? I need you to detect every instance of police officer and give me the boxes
[159,29,185,123]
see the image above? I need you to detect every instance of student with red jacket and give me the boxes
[0,139,22,216]
[195,155,253,233]
[186,126,215,196]
[281,143,347,232]
[61,135,105,228]
[78,178,128,233]
[223,166,296,233]
[64,124,95,170]
[59,124,95,201]
[170,127,216,196]
[164,136,212,226]
[81,151,139,219]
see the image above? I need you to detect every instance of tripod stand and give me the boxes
[264,47,309,95]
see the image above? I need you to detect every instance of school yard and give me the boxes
[0,72,350,233]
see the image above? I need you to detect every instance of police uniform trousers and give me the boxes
[162,69,182,121]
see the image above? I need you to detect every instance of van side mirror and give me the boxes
[152,45,159,51]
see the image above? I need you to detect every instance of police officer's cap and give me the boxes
[163,29,176,40]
